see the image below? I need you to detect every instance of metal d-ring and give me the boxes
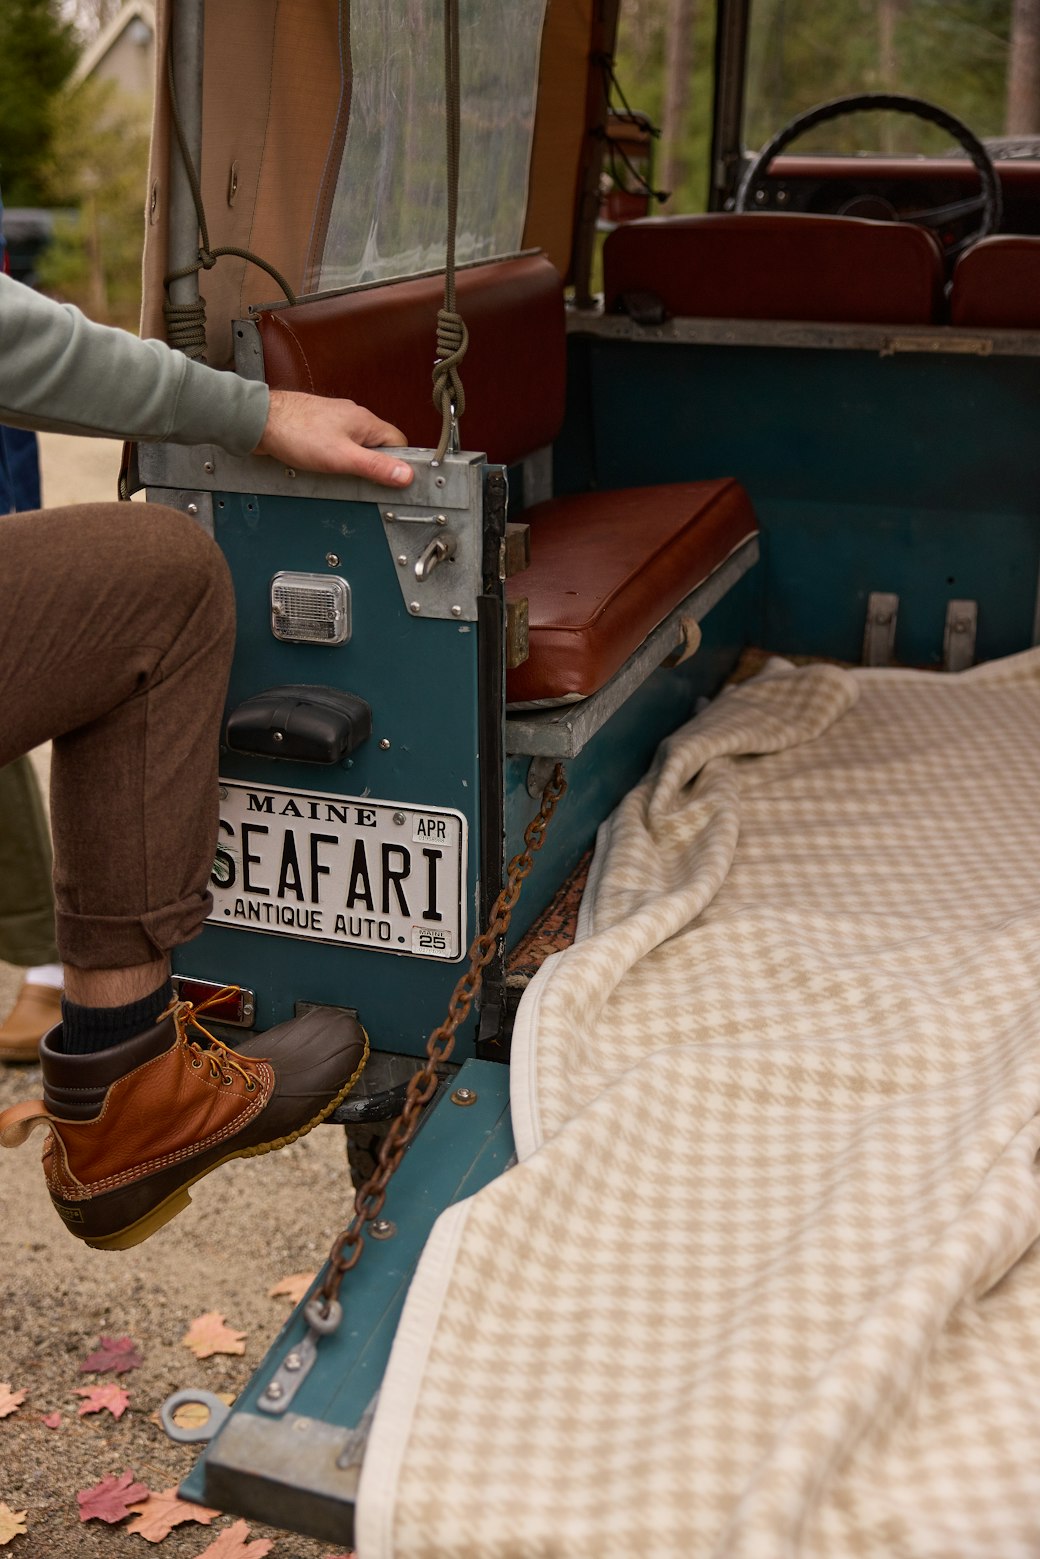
[159,1388,232,1444]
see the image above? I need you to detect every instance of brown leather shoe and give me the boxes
[0,981,63,1063]
[0,999,367,1249]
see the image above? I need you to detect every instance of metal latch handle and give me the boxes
[414,533,456,581]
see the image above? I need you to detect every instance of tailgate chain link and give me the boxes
[314,763,567,1325]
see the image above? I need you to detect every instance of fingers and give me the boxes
[254,390,413,486]
[346,443,414,486]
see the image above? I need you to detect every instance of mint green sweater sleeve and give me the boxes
[0,273,269,453]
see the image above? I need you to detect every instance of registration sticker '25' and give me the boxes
[208,780,467,961]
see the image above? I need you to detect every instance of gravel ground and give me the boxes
[2,437,356,1558]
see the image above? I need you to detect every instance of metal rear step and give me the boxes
[169,1058,513,1547]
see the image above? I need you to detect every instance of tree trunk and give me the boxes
[1007,0,1040,136]
[660,0,697,206]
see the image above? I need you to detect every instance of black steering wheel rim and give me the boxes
[735,93,1003,250]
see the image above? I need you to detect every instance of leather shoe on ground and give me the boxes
[0,981,63,1063]
[0,999,367,1249]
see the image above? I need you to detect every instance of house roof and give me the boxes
[71,1,156,88]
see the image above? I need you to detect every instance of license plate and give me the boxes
[208,780,467,961]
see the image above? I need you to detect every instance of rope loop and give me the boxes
[432,307,469,461]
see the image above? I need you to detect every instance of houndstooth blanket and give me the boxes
[358,651,1040,1559]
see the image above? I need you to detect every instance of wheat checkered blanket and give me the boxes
[357,651,1040,1558]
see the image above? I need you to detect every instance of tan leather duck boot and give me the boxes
[0,998,367,1249]
[0,980,63,1063]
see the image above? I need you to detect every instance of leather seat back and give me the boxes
[602,212,945,325]
[950,236,1040,328]
[255,253,566,466]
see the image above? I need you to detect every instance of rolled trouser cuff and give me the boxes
[55,890,212,969]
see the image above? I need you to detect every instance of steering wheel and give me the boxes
[735,94,1002,261]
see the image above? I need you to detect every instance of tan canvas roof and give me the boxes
[143,0,598,367]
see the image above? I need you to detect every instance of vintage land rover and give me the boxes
[142,0,1040,1552]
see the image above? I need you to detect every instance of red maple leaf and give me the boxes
[80,1335,143,1375]
[76,1383,131,1420]
[77,1469,151,1524]
[40,1411,62,1430]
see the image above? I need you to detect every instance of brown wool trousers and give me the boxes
[1,503,234,969]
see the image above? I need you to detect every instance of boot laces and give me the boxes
[163,987,259,1091]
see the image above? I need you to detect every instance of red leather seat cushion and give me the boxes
[602,212,944,325]
[506,479,758,704]
[950,237,1040,328]
[255,254,566,467]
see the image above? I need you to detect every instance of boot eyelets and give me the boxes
[190,1058,203,1070]
[245,1079,257,1092]
[221,1073,234,1086]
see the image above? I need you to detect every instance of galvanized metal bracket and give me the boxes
[257,1298,342,1417]
[943,599,978,673]
[379,503,482,621]
[862,592,899,667]
[145,489,215,539]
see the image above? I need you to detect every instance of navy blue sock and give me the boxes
[60,980,174,1056]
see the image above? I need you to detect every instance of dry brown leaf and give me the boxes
[0,1503,26,1546]
[77,1469,150,1524]
[0,1386,26,1420]
[268,1271,317,1305]
[126,1486,220,1542]
[197,1519,274,1555]
[171,1393,235,1431]
[40,1412,61,1430]
[181,1312,247,1360]
[76,1383,131,1420]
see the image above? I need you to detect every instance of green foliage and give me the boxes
[36,76,150,328]
[745,0,1014,154]
[615,0,718,211]
[612,0,1029,206]
[0,0,77,205]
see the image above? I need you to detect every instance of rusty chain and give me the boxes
[316,762,568,1316]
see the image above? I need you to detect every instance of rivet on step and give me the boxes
[451,1087,478,1107]
[408,601,422,614]
[264,1382,284,1401]
[325,552,340,567]
[371,1219,396,1240]
[284,1353,303,1372]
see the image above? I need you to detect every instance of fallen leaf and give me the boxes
[77,1470,150,1524]
[197,1519,274,1555]
[0,1503,26,1545]
[0,1386,26,1420]
[126,1486,220,1543]
[76,1383,131,1420]
[268,1271,316,1305]
[80,1335,143,1375]
[181,1312,247,1360]
[40,1412,61,1430]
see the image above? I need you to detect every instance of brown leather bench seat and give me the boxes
[254,254,759,706]
[950,236,1040,328]
[602,212,946,324]
[506,481,757,705]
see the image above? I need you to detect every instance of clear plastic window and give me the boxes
[310,0,548,293]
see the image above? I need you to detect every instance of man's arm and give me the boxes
[0,274,412,488]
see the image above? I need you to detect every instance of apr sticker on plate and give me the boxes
[209,780,467,961]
